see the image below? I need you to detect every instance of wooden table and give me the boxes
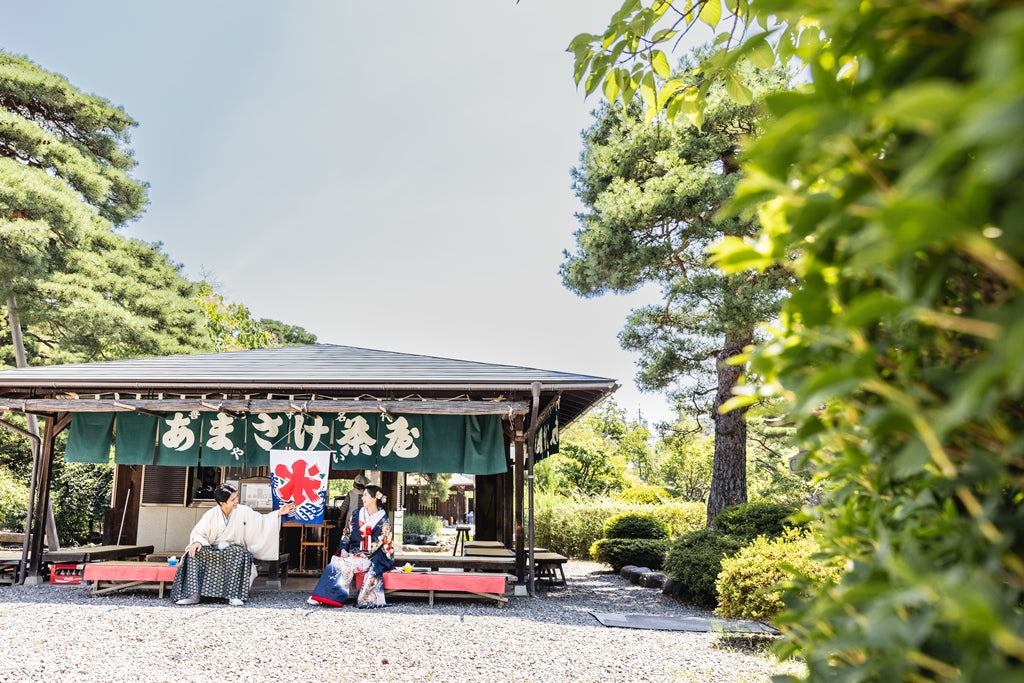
[394,552,515,574]
[43,545,154,563]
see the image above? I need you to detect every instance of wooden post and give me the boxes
[25,414,69,583]
[513,414,525,582]
[104,465,143,545]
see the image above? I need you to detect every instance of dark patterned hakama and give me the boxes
[170,545,253,602]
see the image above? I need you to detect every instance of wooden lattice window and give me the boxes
[141,465,188,505]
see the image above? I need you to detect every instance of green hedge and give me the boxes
[711,501,797,539]
[663,529,746,608]
[590,538,670,572]
[533,494,705,558]
[603,512,670,539]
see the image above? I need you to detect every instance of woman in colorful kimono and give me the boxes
[308,484,395,608]
[171,483,295,606]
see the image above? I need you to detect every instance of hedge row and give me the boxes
[532,495,705,558]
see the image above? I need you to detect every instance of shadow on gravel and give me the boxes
[0,563,725,631]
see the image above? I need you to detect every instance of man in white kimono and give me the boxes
[171,483,295,606]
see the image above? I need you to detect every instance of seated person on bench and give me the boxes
[171,484,295,607]
[308,485,394,608]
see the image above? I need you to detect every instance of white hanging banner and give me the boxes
[270,449,330,525]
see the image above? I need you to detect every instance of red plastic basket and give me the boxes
[50,563,84,585]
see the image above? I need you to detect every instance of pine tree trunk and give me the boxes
[705,334,751,527]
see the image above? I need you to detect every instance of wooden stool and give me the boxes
[452,524,472,556]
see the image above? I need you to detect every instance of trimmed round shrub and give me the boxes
[715,529,845,622]
[710,501,796,540]
[590,537,670,572]
[663,529,746,608]
[603,512,670,540]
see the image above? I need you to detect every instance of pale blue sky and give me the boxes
[4,1,703,428]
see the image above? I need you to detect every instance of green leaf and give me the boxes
[656,79,684,107]
[651,28,678,43]
[651,50,671,79]
[573,49,593,86]
[725,70,753,105]
[622,74,639,106]
[842,291,904,328]
[878,80,962,134]
[639,70,657,109]
[746,36,776,69]
[698,0,722,28]
[567,33,597,50]
[708,235,777,272]
[603,71,620,101]
[585,54,609,96]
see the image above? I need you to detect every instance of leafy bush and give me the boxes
[658,501,707,537]
[715,529,845,622]
[590,538,670,572]
[615,484,670,504]
[52,462,112,545]
[663,529,746,608]
[603,512,669,540]
[533,493,705,558]
[0,468,28,533]
[402,513,441,537]
[711,501,796,540]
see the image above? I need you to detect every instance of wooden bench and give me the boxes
[355,570,512,606]
[0,549,27,585]
[0,556,19,585]
[534,552,568,586]
[461,544,567,586]
[83,561,178,597]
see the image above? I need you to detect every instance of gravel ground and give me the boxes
[0,561,803,682]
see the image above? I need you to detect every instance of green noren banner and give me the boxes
[69,412,509,474]
[64,413,114,463]
[113,412,158,465]
[157,411,202,466]
[246,413,291,467]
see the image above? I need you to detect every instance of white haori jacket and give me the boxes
[189,504,282,561]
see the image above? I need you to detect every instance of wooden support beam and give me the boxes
[0,398,529,416]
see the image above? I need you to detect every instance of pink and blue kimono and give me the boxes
[309,507,394,607]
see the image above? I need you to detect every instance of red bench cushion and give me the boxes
[83,562,177,582]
